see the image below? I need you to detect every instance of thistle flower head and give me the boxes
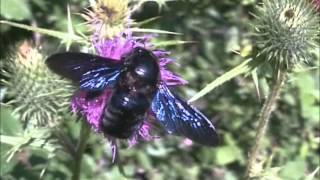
[2,41,73,129]
[254,0,319,70]
[83,0,130,40]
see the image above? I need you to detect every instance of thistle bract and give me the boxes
[1,41,73,129]
[254,0,319,70]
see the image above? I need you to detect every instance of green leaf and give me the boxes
[306,167,320,180]
[295,73,319,123]
[131,27,181,35]
[279,159,306,180]
[0,134,56,152]
[0,0,32,21]
[152,40,196,47]
[0,129,59,163]
[214,146,239,165]
[137,151,152,170]
[214,133,243,166]
[0,144,18,176]
[135,16,162,26]
[0,20,88,47]
[189,58,262,102]
[251,68,261,100]
[0,106,22,135]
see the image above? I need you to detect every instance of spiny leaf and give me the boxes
[188,58,263,103]
[251,68,261,101]
[153,40,196,47]
[293,66,320,73]
[1,131,59,155]
[0,20,88,46]
[66,5,76,50]
[134,16,162,26]
[306,167,320,180]
[131,27,181,35]
[1,130,58,163]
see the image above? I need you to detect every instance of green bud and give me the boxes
[2,41,74,129]
[253,0,319,70]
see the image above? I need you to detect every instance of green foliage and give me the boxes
[0,20,88,49]
[0,0,319,179]
[0,0,32,21]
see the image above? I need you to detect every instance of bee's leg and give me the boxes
[109,138,136,178]
[109,138,118,163]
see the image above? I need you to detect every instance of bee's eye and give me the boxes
[135,66,146,76]
[134,47,144,54]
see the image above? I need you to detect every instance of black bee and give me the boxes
[46,47,218,146]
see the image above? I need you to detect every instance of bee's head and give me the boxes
[123,47,160,85]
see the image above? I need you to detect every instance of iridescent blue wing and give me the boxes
[46,52,123,90]
[151,83,218,146]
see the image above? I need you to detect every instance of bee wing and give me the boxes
[151,83,219,146]
[46,52,123,90]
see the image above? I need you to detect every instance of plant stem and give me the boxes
[72,121,90,180]
[245,69,287,179]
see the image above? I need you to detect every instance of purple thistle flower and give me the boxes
[128,121,157,147]
[72,90,112,132]
[72,32,187,147]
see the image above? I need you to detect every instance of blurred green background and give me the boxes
[0,0,319,179]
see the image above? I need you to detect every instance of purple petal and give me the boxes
[94,34,135,60]
[138,121,154,141]
[72,90,112,132]
[160,68,188,86]
[128,120,156,147]
[153,50,171,59]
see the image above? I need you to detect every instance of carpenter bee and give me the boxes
[46,47,218,146]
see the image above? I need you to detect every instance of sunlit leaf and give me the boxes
[251,68,260,100]
[189,58,262,102]
[306,167,320,180]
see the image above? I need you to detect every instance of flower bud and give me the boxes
[2,41,74,129]
[253,0,319,70]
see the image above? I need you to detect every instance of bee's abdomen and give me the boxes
[101,89,150,139]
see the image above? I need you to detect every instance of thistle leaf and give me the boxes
[188,58,262,102]
[251,68,261,101]
[153,40,196,47]
[131,27,181,35]
[0,20,88,46]
[1,129,59,162]
[306,167,320,180]
[134,16,162,26]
